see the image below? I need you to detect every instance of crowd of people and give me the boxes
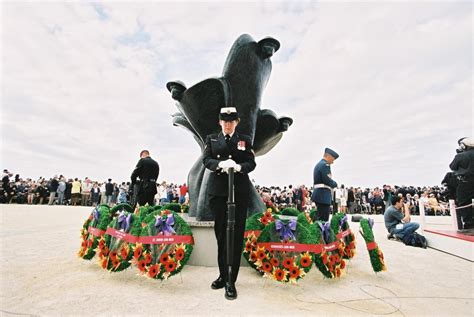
[1,169,452,217]
[0,170,188,208]
[255,183,452,216]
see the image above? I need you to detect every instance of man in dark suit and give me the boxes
[203,107,256,300]
[311,148,339,221]
[131,150,159,207]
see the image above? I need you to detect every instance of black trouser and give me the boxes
[315,203,331,222]
[137,181,156,207]
[209,193,248,283]
[456,180,474,229]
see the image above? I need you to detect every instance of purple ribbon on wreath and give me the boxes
[318,222,331,243]
[117,211,132,232]
[92,207,100,222]
[368,218,374,229]
[339,214,348,228]
[275,219,297,241]
[155,214,176,236]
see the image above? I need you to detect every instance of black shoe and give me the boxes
[225,282,237,300]
[211,276,225,290]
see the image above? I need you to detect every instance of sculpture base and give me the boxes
[181,214,248,267]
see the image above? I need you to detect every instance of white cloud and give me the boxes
[1,1,472,188]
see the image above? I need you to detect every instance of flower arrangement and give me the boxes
[133,209,194,280]
[359,218,386,273]
[97,209,142,272]
[78,204,112,260]
[253,216,318,283]
[312,221,346,278]
[330,213,356,259]
[242,208,277,271]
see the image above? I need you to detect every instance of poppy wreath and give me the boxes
[359,218,386,273]
[312,221,346,278]
[78,204,112,260]
[134,209,194,280]
[97,211,142,272]
[254,217,318,283]
[330,213,356,259]
[242,208,278,271]
[162,203,182,213]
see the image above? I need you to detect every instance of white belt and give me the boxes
[314,184,332,190]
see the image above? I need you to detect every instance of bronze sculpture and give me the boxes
[167,34,293,220]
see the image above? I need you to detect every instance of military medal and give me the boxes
[237,140,246,151]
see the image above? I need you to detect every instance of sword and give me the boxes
[226,167,235,285]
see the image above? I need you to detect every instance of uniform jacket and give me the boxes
[203,132,256,197]
[450,149,474,178]
[131,157,160,195]
[311,159,337,205]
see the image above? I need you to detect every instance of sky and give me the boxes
[1,1,472,188]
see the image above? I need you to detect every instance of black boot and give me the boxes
[211,276,226,290]
[225,282,237,300]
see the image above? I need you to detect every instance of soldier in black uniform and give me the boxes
[449,137,474,232]
[131,150,160,207]
[203,107,256,300]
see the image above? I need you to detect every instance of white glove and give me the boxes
[218,159,235,170]
[217,159,241,173]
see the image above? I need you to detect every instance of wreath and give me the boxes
[330,213,356,259]
[97,210,142,272]
[133,209,194,280]
[359,218,386,273]
[253,214,318,283]
[78,204,112,260]
[312,221,346,278]
[242,208,278,271]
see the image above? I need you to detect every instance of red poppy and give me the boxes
[165,259,177,272]
[270,257,279,267]
[245,241,253,252]
[340,260,346,270]
[300,255,312,268]
[160,253,170,265]
[112,259,120,268]
[101,258,108,269]
[162,209,171,215]
[81,241,87,248]
[110,251,118,260]
[87,239,93,248]
[322,253,328,265]
[262,261,273,273]
[133,246,143,259]
[103,247,109,256]
[328,264,334,272]
[137,260,146,272]
[148,264,160,278]
[256,249,266,260]
[273,269,286,281]
[283,257,294,269]
[335,268,341,277]
[120,247,128,259]
[260,216,270,225]
[249,252,258,262]
[144,253,152,264]
[289,266,300,279]
[175,248,185,261]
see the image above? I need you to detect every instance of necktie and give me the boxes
[225,134,230,143]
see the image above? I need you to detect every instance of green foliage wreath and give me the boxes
[134,209,194,280]
[253,216,317,283]
[330,213,356,259]
[359,218,386,273]
[312,221,346,279]
[78,205,112,260]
